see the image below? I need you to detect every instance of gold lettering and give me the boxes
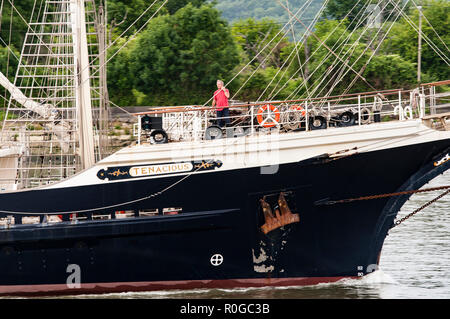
[130,162,193,177]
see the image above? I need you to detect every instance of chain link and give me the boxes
[392,188,450,228]
[314,185,450,228]
[317,185,450,206]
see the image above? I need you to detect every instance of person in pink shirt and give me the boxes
[212,79,230,127]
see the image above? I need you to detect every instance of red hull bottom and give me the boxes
[0,276,359,297]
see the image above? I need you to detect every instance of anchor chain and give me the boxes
[315,185,450,228]
[392,188,450,228]
[316,185,450,206]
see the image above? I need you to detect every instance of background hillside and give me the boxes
[0,0,448,109]
[215,0,325,24]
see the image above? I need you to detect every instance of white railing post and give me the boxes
[250,105,254,135]
[398,91,404,120]
[137,115,141,145]
[327,101,331,126]
[419,93,426,118]
[358,95,361,125]
[193,111,201,141]
[305,101,309,131]
[430,86,436,115]
[181,111,185,139]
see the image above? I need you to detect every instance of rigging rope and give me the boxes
[50,0,168,111]
[224,1,315,104]
[88,0,166,79]
[388,0,450,65]
[270,0,370,101]
[0,1,448,217]
[323,0,404,100]
[0,125,440,216]
[301,0,376,100]
[410,0,450,53]
[277,0,379,94]
[0,156,219,215]
[311,0,392,99]
[256,0,327,101]
[0,0,167,113]
[286,0,311,97]
[279,0,423,113]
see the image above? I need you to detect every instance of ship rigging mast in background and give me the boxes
[0,0,110,190]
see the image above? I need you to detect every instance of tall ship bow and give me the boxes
[0,0,449,296]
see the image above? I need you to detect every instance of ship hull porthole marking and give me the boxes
[210,254,224,266]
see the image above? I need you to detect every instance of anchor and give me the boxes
[260,192,300,234]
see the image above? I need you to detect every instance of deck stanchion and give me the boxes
[398,91,404,121]
[251,105,254,134]
[419,93,426,119]
[358,95,361,125]
[327,102,331,125]
[137,115,141,145]
[305,101,309,131]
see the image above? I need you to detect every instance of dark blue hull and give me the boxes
[0,139,449,296]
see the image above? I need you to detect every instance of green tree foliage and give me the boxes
[229,17,303,101]
[324,0,414,29]
[216,0,325,36]
[365,54,416,88]
[383,0,450,82]
[232,18,290,69]
[0,46,19,81]
[108,4,240,106]
[0,0,447,107]
[105,38,137,106]
[324,0,367,21]
[0,0,35,50]
[107,0,207,38]
[233,66,303,101]
[216,0,324,23]
[273,18,417,98]
[279,41,306,77]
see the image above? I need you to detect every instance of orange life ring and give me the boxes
[290,104,306,117]
[256,104,281,128]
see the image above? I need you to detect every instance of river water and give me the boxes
[53,172,449,300]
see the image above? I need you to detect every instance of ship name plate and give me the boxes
[97,160,222,181]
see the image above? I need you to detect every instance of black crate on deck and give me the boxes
[141,115,163,130]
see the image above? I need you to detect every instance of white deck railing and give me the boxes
[133,81,450,145]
